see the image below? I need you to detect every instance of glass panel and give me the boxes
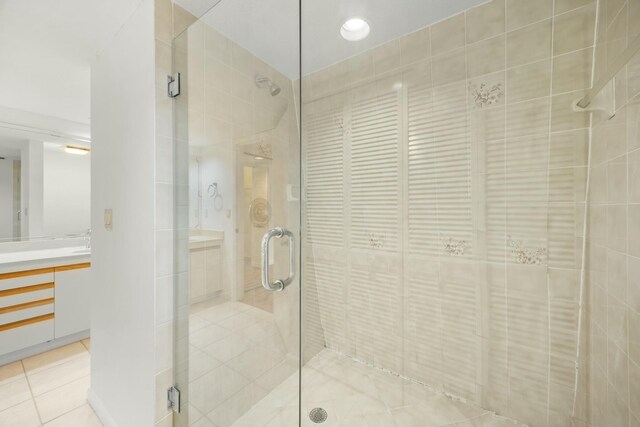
[172,1,301,426]
[172,1,599,426]
[298,1,591,427]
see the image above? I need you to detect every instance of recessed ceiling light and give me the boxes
[64,145,90,155]
[340,18,370,41]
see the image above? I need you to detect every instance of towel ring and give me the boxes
[208,183,223,211]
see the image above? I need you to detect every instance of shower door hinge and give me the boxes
[167,73,181,98]
[167,385,181,413]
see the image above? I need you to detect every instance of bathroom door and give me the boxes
[171,2,301,426]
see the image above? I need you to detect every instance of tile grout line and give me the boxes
[624,2,632,425]
[36,374,92,426]
[20,359,44,426]
[505,2,595,35]
[0,363,29,412]
[0,352,89,425]
[545,0,558,423]
[503,0,510,416]
[25,352,90,382]
[17,344,91,426]
[573,0,603,420]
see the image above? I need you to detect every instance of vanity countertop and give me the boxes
[189,235,223,250]
[0,246,91,273]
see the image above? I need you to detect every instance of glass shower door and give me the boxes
[172,2,301,426]
[170,0,605,425]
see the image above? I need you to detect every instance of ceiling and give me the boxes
[0,0,489,133]
[0,0,144,126]
[178,0,489,78]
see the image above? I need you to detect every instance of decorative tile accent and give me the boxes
[333,116,351,135]
[368,232,385,249]
[469,82,504,108]
[442,237,467,255]
[508,239,547,264]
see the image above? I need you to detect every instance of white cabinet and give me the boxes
[0,270,56,355]
[0,319,54,355]
[54,266,91,338]
[0,261,90,360]
[189,244,222,304]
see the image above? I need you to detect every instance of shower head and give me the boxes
[255,74,281,96]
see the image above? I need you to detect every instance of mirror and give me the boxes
[0,137,90,242]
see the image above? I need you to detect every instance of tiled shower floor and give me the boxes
[233,349,526,427]
[189,300,525,427]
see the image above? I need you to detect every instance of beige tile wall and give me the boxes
[302,1,597,426]
[579,0,640,426]
[149,1,629,427]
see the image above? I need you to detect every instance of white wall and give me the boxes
[43,148,91,236]
[89,0,157,425]
[0,160,13,239]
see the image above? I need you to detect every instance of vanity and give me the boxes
[0,99,93,364]
[189,231,223,304]
[0,246,91,364]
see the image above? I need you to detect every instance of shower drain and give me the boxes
[309,407,328,423]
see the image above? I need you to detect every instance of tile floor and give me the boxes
[0,338,101,427]
[188,299,526,427]
[188,299,296,427]
[232,349,527,427]
[0,303,525,427]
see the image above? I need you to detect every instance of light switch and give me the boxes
[104,208,113,231]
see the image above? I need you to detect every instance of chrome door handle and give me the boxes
[261,227,295,292]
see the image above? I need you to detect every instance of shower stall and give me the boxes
[170,0,640,426]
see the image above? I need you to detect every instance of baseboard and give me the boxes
[87,388,118,427]
[0,329,90,366]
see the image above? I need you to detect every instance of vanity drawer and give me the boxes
[0,302,54,326]
[0,284,54,309]
[0,269,54,292]
[0,315,54,355]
